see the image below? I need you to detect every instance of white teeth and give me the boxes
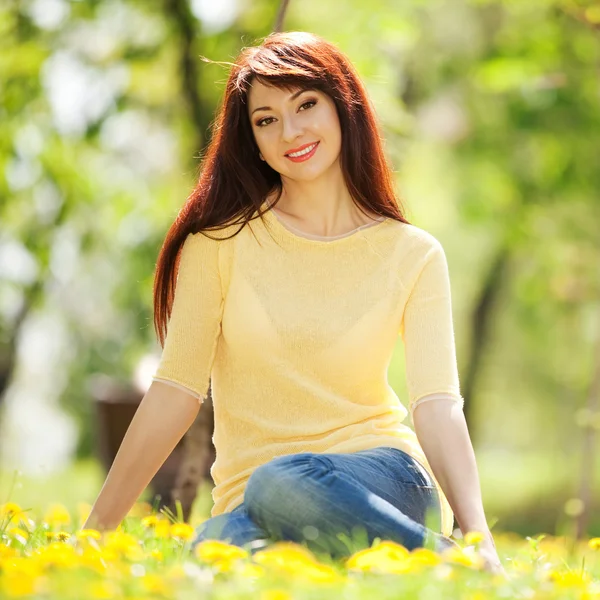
[287,143,317,158]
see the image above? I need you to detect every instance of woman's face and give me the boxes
[247,79,342,182]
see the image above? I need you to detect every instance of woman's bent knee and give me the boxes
[245,453,329,521]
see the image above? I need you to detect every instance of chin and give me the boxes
[283,159,337,181]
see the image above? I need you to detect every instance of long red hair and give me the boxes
[154,31,411,346]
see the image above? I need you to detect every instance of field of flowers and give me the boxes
[0,500,599,600]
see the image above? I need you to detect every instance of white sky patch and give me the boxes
[41,50,129,137]
[0,313,78,476]
[99,109,178,176]
[0,240,39,285]
[26,0,71,31]
[190,0,239,34]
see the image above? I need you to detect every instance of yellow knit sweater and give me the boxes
[153,202,464,537]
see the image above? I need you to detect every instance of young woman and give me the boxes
[84,31,504,575]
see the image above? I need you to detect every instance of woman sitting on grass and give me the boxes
[84,30,504,577]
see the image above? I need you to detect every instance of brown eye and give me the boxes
[299,100,316,111]
[256,117,274,127]
[255,99,317,128]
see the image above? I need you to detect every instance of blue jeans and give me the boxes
[191,447,445,560]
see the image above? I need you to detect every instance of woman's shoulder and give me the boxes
[386,219,444,254]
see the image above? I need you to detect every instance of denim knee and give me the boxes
[245,452,327,519]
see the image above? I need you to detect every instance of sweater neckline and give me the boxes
[261,200,389,245]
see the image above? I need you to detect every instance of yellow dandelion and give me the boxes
[260,590,294,600]
[170,522,195,541]
[0,502,25,522]
[104,530,138,547]
[7,527,29,541]
[141,515,159,528]
[345,540,410,574]
[79,547,107,575]
[149,549,164,561]
[86,580,121,599]
[550,570,592,587]
[440,546,485,569]
[140,574,170,595]
[254,541,317,562]
[43,503,71,526]
[0,543,18,560]
[239,562,265,578]
[464,531,486,545]
[253,542,342,583]
[212,557,243,573]
[76,529,102,541]
[589,538,600,551]
[103,531,144,561]
[44,530,71,542]
[408,547,442,569]
[300,561,343,583]
[195,539,249,563]
[1,573,42,597]
[154,519,172,538]
[252,542,315,567]
[36,542,78,569]
[466,592,489,600]
[3,556,44,579]
[98,547,119,563]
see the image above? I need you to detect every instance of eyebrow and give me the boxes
[250,88,316,116]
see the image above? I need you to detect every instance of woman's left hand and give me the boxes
[477,537,507,578]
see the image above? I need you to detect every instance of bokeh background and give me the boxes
[1,0,599,538]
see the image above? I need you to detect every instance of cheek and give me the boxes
[255,129,278,154]
[316,107,341,141]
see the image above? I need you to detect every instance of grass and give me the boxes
[1,455,600,599]
[0,497,599,599]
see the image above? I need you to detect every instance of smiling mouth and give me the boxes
[285,142,320,161]
[285,142,319,157]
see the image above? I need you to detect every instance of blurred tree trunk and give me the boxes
[0,195,70,436]
[0,286,39,412]
[163,0,210,154]
[461,243,511,427]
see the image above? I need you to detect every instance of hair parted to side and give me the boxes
[153,30,411,346]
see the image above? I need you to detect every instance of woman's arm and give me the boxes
[413,398,506,576]
[412,397,489,535]
[83,380,201,531]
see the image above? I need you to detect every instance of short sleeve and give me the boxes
[152,232,224,403]
[400,240,464,416]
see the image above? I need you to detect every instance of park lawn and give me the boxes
[0,497,599,599]
[1,455,600,599]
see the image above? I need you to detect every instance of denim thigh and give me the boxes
[245,446,442,539]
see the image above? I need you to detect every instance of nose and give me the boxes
[281,114,304,144]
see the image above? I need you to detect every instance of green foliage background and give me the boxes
[1,0,599,536]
